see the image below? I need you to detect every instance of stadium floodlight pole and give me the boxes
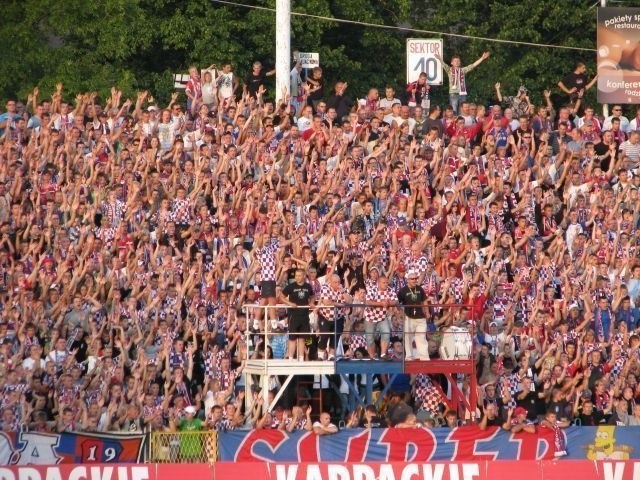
[601,0,608,117]
[275,0,291,103]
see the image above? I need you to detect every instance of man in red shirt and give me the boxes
[466,283,487,323]
[445,116,482,143]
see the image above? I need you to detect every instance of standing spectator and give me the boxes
[364,275,397,359]
[216,63,239,106]
[326,81,352,121]
[436,51,490,114]
[603,105,630,133]
[279,268,315,361]
[379,86,401,114]
[406,72,430,109]
[495,83,533,117]
[244,61,275,98]
[397,269,429,360]
[557,62,597,106]
[304,66,324,108]
[185,66,202,116]
[317,274,351,360]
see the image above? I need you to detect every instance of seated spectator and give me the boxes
[313,411,338,435]
[504,406,536,433]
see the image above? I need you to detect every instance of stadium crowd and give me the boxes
[1,55,640,444]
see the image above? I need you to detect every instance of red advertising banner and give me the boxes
[0,464,214,480]
[213,461,640,480]
[2,461,638,480]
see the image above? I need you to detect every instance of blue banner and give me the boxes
[0,431,145,464]
[218,425,640,462]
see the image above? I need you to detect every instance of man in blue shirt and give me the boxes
[615,296,640,331]
[0,99,20,135]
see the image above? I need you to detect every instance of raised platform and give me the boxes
[244,359,336,375]
[335,359,404,375]
[244,357,476,412]
[403,359,474,374]
[244,358,473,375]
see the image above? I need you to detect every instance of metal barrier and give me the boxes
[150,431,218,464]
[241,302,475,361]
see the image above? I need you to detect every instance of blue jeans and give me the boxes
[449,93,467,114]
[365,319,391,347]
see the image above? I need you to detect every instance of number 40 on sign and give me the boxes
[406,38,443,85]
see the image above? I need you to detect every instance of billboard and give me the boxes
[597,7,640,103]
[406,39,443,85]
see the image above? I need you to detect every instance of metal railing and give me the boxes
[241,302,475,361]
[149,430,218,464]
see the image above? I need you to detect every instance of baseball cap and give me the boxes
[185,406,197,414]
[514,406,527,417]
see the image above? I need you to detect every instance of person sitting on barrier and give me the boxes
[205,404,225,431]
[395,412,423,428]
[540,410,570,457]
[478,401,503,430]
[284,405,313,432]
[347,404,386,429]
[313,411,338,435]
[504,406,536,433]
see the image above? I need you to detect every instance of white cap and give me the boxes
[185,406,197,414]
[406,269,419,279]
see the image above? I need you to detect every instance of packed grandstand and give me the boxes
[1,53,640,455]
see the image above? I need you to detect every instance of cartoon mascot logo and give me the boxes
[586,425,633,460]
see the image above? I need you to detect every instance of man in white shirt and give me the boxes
[628,106,640,131]
[383,103,404,128]
[313,412,338,435]
[22,345,46,371]
[296,105,313,133]
[620,131,640,164]
[379,86,401,114]
[603,105,630,133]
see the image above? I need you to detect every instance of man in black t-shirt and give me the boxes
[397,269,429,360]
[244,61,275,98]
[359,404,386,428]
[279,269,315,360]
[557,62,597,105]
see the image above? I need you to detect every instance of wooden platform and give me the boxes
[244,359,336,376]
